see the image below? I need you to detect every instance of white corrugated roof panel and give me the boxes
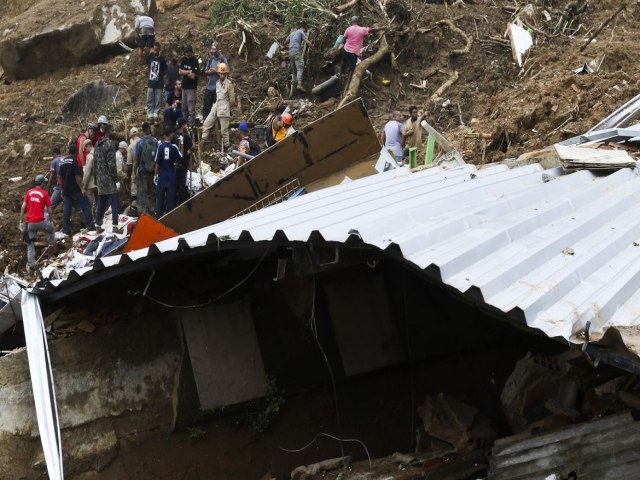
[42,162,640,355]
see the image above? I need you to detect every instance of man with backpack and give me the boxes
[154,126,183,218]
[136,122,159,215]
[93,123,121,232]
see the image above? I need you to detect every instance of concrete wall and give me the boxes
[0,314,182,478]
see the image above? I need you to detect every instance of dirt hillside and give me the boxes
[0,0,637,270]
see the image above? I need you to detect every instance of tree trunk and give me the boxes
[338,35,390,109]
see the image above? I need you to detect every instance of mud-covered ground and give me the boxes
[0,0,637,270]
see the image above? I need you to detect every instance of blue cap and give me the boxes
[239,122,249,132]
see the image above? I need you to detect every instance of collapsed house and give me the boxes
[5,97,640,479]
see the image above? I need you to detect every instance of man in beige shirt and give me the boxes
[403,106,424,160]
[202,63,240,151]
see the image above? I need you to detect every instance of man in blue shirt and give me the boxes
[154,126,182,218]
[285,21,313,93]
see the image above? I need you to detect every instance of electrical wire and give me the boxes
[306,268,346,461]
[129,247,269,309]
[280,432,372,469]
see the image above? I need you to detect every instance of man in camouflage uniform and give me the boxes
[93,122,121,231]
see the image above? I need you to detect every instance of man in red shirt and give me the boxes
[20,174,55,271]
[75,123,95,167]
[341,16,386,82]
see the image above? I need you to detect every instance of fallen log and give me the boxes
[437,19,472,57]
[338,35,390,108]
[430,70,459,103]
[333,0,359,13]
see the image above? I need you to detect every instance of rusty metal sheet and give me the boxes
[161,99,380,233]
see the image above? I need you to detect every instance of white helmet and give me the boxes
[97,115,108,124]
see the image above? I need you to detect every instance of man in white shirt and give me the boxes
[135,15,155,61]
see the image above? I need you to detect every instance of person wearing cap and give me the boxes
[82,140,98,210]
[341,16,387,81]
[203,42,229,119]
[235,122,261,168]
[174,117,193,204]
[92,115,109,144]
[59,144,95,235]
[240,122,261,154]
[126,126,141,199]
[135,14,155,62]
[75,123,95,167]
[202,63,239,150]
[146,41,167,122]
[163,79,183,128]
[93,123,121,232]
[178,46,200,126]
[20,174,55,271]
[282,112,295,137]
[285,20,313,93]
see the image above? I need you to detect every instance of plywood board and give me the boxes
[324,274,405,376]
[181,301,267,410]
[161,99,380,233]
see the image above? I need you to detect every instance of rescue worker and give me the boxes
[135,14,155,62]
[202,63,240,151]
[285,20,313,93]
[75,123,95,167]
[203,42,229,119]
[126,127,141,201]
[93,123,121,232]
[20,174,55,272]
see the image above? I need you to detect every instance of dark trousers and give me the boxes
[155,176,175,218]
[137,172,156,216]
[202,89,217,120]
[63,191,94,234]
[163,107,182,127]
[341,50,358,76]
[96,193,120,227]
[175,168,188,205]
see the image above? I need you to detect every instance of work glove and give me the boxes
[19,221,25,232]
[153,174,158,186]
[116,182,121,191]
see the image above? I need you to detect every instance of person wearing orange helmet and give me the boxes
[281,112,296,137]
[202,62,240,151]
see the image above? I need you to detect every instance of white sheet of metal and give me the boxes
[21,291,64,480]
[43,162,640,355]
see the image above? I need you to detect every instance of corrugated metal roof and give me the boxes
[41,161,640,354]
[489,412,640,480]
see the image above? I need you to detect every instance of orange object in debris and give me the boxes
[123,213,179,253]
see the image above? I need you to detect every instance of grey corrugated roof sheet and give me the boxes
[43,161,640,354]
[489,412,640,480]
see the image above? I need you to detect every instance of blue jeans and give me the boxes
[163,107,182,127]
[155,176,175,219]
[63,191,94,234]
[51,186,62,211]
[96,193,120,227]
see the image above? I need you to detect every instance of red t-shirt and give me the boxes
[76,133,89,167]
[24,187,51,223]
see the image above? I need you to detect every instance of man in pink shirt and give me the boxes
[341,16,386,81]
